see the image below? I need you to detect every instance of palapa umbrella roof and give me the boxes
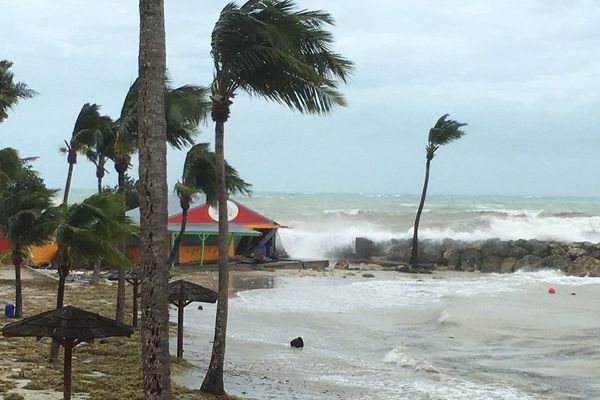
[105,265,144,281]
[168,279,217,303]
[2,306,134,340]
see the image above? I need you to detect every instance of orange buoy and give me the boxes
[548,287,556,294]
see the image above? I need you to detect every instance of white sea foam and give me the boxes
[382,345,439,373]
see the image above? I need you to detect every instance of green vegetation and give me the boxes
[0,60,36,123]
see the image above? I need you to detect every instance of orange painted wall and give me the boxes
[30,243,58,264]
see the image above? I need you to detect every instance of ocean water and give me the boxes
[175,270,600,399]
[64,190,600,258]
[238,193,600,259]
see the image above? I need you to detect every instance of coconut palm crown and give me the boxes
[210,0,353,113]
[0,60,37,123]
[425,114,467,160]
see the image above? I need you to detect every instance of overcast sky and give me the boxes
[2,0,600,196]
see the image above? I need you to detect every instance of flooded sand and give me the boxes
[175,270,600,400]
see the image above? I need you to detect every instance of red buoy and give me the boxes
[548,287,556,294]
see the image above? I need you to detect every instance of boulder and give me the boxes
[542,255,570,272]
[480,255,503,273]
[334,260,349,270]
[290,337,304,348]
[567,244,586,259]
[362,273,375,278]
[480,239,511,258]
[500,257,518,273]
[460,249,481,271]
[442,248,461,268]
[514,255,544,271]
[529,240,551,257]
[568,256,600,277]
[508,245,529,259]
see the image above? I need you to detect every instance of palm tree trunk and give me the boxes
[410,157,432,266]
[138,0,172,398]
[201,109,229,395]
[115,267,126,322]
[91,164,105,285]
[63,161,75,205]
[12,246,23,318]
[167,203,189,267]
[49,263,68,362]
[96,158,105,193]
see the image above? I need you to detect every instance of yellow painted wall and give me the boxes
[30,242,58,264]
[177,243,234,265]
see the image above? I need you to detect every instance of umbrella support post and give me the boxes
[63,339,73,400]
[132,280,139,329]
[177,299,184,359]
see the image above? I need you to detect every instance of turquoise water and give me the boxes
[63,190,600,258]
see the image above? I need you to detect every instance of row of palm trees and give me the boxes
[2,0,466,398]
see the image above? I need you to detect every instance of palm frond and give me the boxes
[428,114,467,147]
[0,60,37,122]
[211,0,353,114]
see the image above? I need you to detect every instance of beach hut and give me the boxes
[126,194,281,265]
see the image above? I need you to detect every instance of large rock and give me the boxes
[500,257,518,273]
[334,260,349,270]
[543,255,570,272]
[508,245,529,259]
[442,248,461,268]
[529,240,551,257]
[568,256,600,277]
[480,255,503,273]
[514,255,544,271]
[460,249,481,271]
[567,244,586,259]
[480,239,511,258]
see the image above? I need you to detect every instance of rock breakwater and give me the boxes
[346,238,600,276]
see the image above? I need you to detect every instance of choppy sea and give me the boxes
[66,190,600,398]
[238,193,600,259]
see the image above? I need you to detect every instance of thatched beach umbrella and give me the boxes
[168,279,217,359]
[2,306,133,400]
[106,266,143,328]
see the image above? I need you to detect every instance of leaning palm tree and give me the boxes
[410,114,467,266]
[48,192,136,361]
[60,103,104,204]
[0,160,60,318]
[201,0,353,394]
[0,60,37,123]
[168,143,251,266]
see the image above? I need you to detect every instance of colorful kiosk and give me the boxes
[126,194,281,266]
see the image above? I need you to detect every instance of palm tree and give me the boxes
[48,192,135,361]
[202,0,353,394]
[137,0,173,398]
[0,159,60,318]
[0,147,21,185]
[410,114,466,266]
[168,143,251,266]
[110,81,209,324]
[113,78,210,196]
[0,60,37,123]
[60,103,104,204]
[83,115,115,194]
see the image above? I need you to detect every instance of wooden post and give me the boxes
[63,339,73,400]
[177,298,184,359]
[132,279,139,329]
